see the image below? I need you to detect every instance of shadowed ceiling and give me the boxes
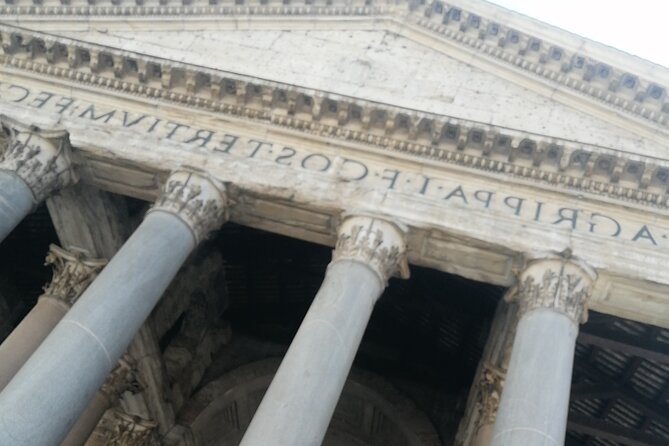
[0,199,667,445]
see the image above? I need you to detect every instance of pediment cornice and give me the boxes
[2,0,669,132]
[3,5,669,211]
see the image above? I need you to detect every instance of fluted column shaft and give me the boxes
[0,245,105,391]
[240,216,408,446]
[0,119,74,242]
[490,257,595,446]
[0,171,227,446]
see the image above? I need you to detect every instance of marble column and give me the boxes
[470,365,506,446]
[62,356,137,446]
[0,119,74,242]
[0,245,105,391]
[0,171,227,446]
[240,216,409,446]
[490,255,595,446]
[455,300,518,446]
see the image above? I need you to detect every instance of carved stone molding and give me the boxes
[332,216,409,284]
[2,24,669,209]
[41,244,107,306]
[0,0,388,17]
[474,364,505,428]
[507,255,596,324]
[414,2,669,126]
[0,118,76,202]
[0,0,667,134]
[149,171,227,244]
[103,409,159,446]
[100,354,140,402]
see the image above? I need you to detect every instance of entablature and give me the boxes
[2,1,669,329]
[2,74,669,329]
[2,26,669,211]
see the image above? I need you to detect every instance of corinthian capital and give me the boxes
[509,256,595,324]
[149,171,228,244]
[42,244,107,306]
[332,216,409,284]
[100,355,138,402]
[104,410,159,446]
[475,364,505,427]
[0,118,75,202]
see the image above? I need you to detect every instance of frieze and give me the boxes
[1,82,668,250]
[1,23,669,206]
[332,216,409,283]
[0,0,667,132]
[149,171,228,244]
[2,47,669,214]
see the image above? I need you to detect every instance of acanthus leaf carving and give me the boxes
[475,364,505,427]
[332,216,409,284]
[103,409,159,446]
[508,257,595,324]
[149,171,227,244]
[100,354,141,402]
[0,119,75,202]
[42,244,107,306]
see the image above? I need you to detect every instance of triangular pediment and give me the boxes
[44,25,661,157]
[3,0,669,208]
[2,0,669,165]
[1,1,668,150]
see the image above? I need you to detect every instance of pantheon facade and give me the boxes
[0,1,667,445]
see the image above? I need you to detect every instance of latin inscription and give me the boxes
[0,82,665,248]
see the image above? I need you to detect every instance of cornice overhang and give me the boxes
[2,0,669,136]
[2,19,669,212]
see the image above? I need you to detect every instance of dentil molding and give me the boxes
[2,2,669,209]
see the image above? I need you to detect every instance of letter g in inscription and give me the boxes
[588,213,621,237]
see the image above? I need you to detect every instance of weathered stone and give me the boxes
[239,215,407,446]
[0,172,227,446]
[0,245,105,392]
[490,258,595,446]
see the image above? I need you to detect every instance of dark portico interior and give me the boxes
[0,198,667,446]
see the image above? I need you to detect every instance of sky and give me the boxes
[487,1,669,68]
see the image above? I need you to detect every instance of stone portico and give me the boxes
[0,1,668,445]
